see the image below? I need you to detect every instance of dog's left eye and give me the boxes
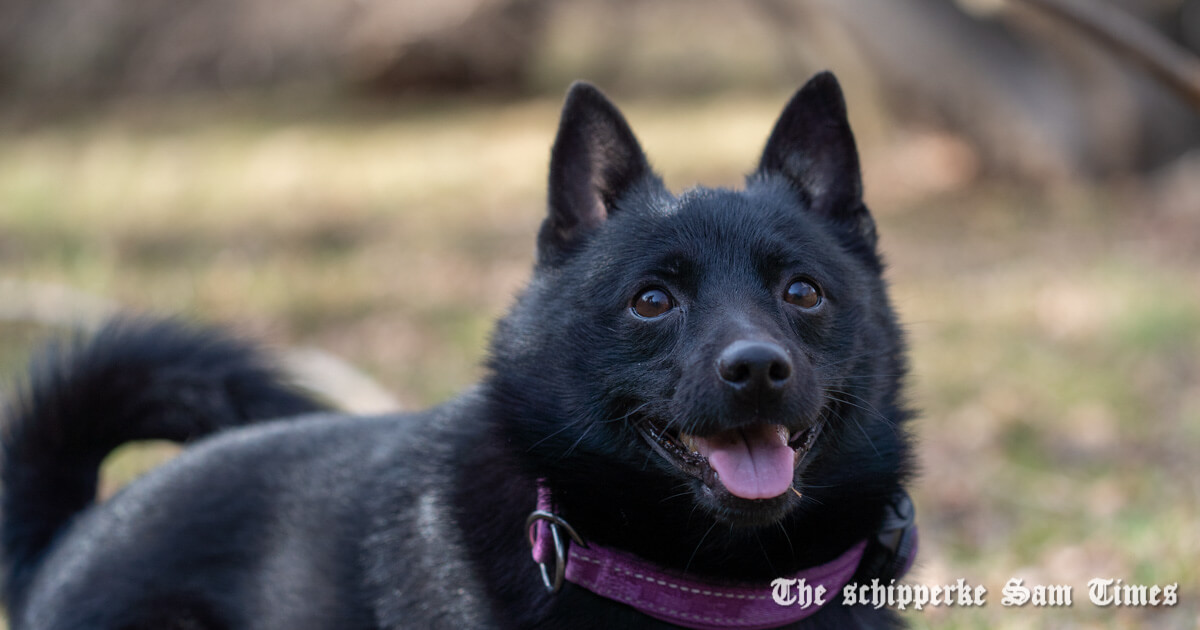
[632,288,674,319]
[784,279,823,310]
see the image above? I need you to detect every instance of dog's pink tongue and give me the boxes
[693,425,794,500]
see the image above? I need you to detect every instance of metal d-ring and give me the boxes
[525,510,586,593]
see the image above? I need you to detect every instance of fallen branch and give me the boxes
[1011,0,1200,112]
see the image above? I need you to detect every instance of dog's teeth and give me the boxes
[776,425,790,445]
[679,433,699,454]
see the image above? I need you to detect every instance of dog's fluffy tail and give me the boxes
[0,318,326,611]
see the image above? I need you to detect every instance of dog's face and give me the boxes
[488,74,908,544]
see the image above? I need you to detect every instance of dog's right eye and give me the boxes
[784,279,823,310]
[632,288,674,319]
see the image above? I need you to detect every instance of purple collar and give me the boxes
[526,484,869,629]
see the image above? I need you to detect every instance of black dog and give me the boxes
[2,72,915,629]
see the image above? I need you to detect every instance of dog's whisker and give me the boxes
[606,400,656,424]
[776,522,795,558]
[660,480,693,500]
[659,490,693,503]
[660,482,695,503]
[824,390,899,429]
[527,415,591,451]
[793,482,839,489]
[812,350,890,371]
[823,398,882,457]
[753,531,777,575]
[559,422,598,459]
[685,521,719,574]
[818,372,907,382]
[529,400,656,454]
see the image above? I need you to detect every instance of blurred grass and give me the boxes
[0,94,1197,629]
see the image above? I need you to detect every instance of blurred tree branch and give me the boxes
[1011,0,1200,111]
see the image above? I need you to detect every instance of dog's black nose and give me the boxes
[716,340,792,392]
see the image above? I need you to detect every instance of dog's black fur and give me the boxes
[1,72,913,629]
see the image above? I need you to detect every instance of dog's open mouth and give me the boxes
[635,419,822,501]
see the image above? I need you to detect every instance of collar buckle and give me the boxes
[525,509,585,593]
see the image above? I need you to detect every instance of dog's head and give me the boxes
[488,73,910,557]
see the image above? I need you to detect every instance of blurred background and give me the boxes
[0,0,1198,627]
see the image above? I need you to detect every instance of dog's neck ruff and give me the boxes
[527,484,894,630]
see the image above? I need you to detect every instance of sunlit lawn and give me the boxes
[0,92,1196,629]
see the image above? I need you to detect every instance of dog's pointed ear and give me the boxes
[539,82,658,266]
[755,72,876,248]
